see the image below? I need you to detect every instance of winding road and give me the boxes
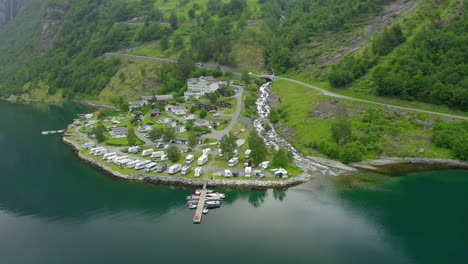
[102,52,467,120]
[257,75,468,120]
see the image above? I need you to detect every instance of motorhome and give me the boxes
[181,166,192,175]
[245,149,251,159]
[273,168,288,179]
[260,161,270,169]
[107,155,119,163]
[126,160,139,168]
[202,148,211,156]
[224,169,232,177]
[168,164,182,175]
[228,157,239,167]
[90,146,104,155]
[151,151,165,159]
[185,154,194,164]
[194,167,202,177]
[113,156,128,165]
[144,162,158,172]
[197,155,208,166]
[83,142,97,149]
[117,158,132,167]
[160,154,169,161]
[135,160,151,170]
[218,149,224,157]
[141,149,154,157]
[128,146,142,154]
[245,167,252,178]
[94,148,107,156]
[103,152,116,160]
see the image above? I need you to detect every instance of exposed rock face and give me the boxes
[0,0,22,26]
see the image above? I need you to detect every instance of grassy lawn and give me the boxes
[104,137,145,146]
[221,97,238,115]
[271,79,456,160]
[283,75,468,117]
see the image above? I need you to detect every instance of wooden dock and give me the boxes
[193,176,208,223]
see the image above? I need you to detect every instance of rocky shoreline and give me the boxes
[62,136,311,189]
[0,96,113,108]
[349,157,468,173]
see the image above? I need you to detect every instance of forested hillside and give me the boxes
[325,0,467,110]
[0,0,466,112]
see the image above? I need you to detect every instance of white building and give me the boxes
[184,76,222,100]
[165,105,187,116]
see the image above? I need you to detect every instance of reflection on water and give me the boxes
[0,101,466,264]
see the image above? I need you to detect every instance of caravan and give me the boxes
[144,162,158,172]
[113,156,128,165]
[194,167,202,178]
[116,158,132,167]
[202,148,211,156]
[126,160,139,168]
[185,154,194,164]
[135,160,151,170]
[128,146,142,154]
[181,165,192,175]
[90,147,104,155]
[151,151,165,161]
[245,149,251,159]
[197,155,208,166]
[168,164,182,175]
[245,167,252,178]
[228,157,239,167]
[103,152,116,160]
[141,149,154,157]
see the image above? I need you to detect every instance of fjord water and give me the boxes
[0,101,466,264]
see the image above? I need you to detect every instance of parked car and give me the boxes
[212,113,220,117]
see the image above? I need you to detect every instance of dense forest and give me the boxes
[0,0,466,112]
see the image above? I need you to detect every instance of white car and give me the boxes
[212,113,220,117]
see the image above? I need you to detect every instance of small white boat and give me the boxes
[195,189,213,194]
[41,131,49,135]
[202,208,209,214]
[49,130,57,134]
[57,130,65,133]
[187,204,197,209]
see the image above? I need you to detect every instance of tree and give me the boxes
[247,130,267,164]
[273,147,288,168]
[149,127,163,141]
[209,92,219,104]
[167,145,181,162]
[94,124,107,142]
[188,8,195,19]
[189,105,197,113]
[241,70,251,84]
[188,133,198,149]
[119,72,127,82]
[127,127,138,146]
[160,36,169,51]
[169,12,178,29]
[199,109,208,119]
[162,127,175,142]
[219,132,237,159]
[331,105,352,145]
[225,86,234,97]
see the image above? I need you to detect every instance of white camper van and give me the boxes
[245,167,252,178]
[228,157,239,167]
[197,155,208,166]
[194,167,202,177]
[168,164,182,175]
[144,162,158,172]
[141,149,154,157]
[135,160,151,170]
[103,152,116,160]
[181,165,192,175]
[151,151,165,160]
[185,154,194,164]
[245,149,251,159]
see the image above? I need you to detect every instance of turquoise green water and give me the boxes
[0,101,466,264]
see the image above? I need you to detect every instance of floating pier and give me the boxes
[193,176,208,223]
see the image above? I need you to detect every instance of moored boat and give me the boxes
[202,208,209,214]
[41,131,49,135]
